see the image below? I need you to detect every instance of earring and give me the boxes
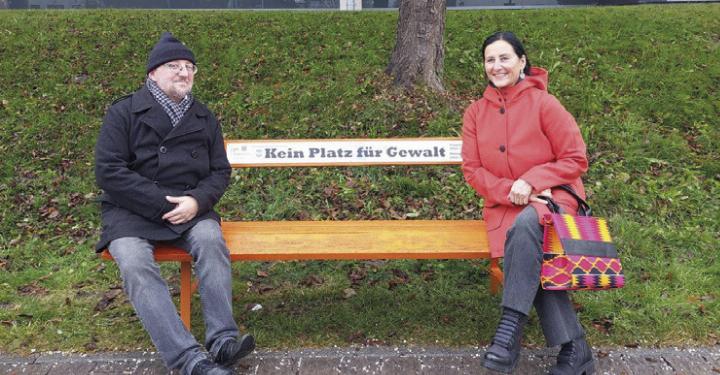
[519,71,526,79]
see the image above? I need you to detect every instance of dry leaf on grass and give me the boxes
[94,288,123,312]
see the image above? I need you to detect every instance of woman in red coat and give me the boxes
[462,32,595,374]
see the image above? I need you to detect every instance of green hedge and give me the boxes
[0,5,718,353]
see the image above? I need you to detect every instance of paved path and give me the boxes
[1,346,719,374]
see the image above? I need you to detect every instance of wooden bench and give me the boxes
[101,137,502,329]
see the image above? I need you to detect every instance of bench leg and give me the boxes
[180,261,192,330]
[489,258,504,295]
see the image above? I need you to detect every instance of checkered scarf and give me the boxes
[146,78,193,127]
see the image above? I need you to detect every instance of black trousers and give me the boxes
[500,206,584,346]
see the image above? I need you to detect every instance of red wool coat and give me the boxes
[461,67,588,258]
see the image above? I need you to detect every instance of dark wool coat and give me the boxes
[94,85,231,251]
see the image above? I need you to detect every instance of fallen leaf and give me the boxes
[17,282,48,296]
[388,278,407,290]
[323,184,339,198]
[249,283,274,294]
[256,270,269,278]
[348,267,367,285]
[21,170,37,179]
[39,205,60,220]
[347,330,366,344]
[84,335,98,351]
[300,274,324,287]
[388,269,410,289]
[76,290,92,298]
[94,288,123,312]
[67,192,84,207]
[343,288,357,299]
[420,270,435,281]
[62,247,76,256]
[58,159,72,174]
[73,73,89,84]
[391,269,409,281]
[592,317,613,335]
[708,333,719,345]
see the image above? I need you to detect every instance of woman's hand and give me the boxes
[530,189,552,204]
[508,179,533,205]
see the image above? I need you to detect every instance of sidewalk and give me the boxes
[2,346,719,374]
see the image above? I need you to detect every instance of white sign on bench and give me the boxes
[225,138,462,167]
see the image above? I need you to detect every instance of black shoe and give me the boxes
[191,359,232,375]
[548,337,595,375]
[214,334,256,367]
[482,308,528,374]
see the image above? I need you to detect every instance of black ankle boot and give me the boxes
[548,337,595,375]
[482,308,528,374]
[213,334,256,367]
[191,359,232,375]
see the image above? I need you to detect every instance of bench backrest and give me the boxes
[225,137,462,167]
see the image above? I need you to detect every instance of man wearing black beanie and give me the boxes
[95,32,255,375]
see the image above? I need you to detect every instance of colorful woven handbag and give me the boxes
[539,186,625,291]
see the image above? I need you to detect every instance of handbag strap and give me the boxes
[537,185,592,216]
[557,185,592,216]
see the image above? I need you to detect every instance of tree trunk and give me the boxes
[386,0,446,92]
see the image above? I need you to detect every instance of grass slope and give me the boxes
[0,4,718,353]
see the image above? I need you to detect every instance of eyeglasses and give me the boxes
[163,62,198,74]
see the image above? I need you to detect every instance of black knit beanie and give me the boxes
[146,32,196,74]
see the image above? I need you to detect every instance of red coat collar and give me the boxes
[482,66,549,105]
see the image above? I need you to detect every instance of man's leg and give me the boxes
[108,237,207,375]
[177,219,240,357]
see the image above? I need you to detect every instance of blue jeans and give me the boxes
[501,206,584,347]
[108,219,239,375]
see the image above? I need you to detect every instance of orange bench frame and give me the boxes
[101,138,502,329]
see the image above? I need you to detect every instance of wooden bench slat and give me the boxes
[223,220,488,260]
[101,220,489,262]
